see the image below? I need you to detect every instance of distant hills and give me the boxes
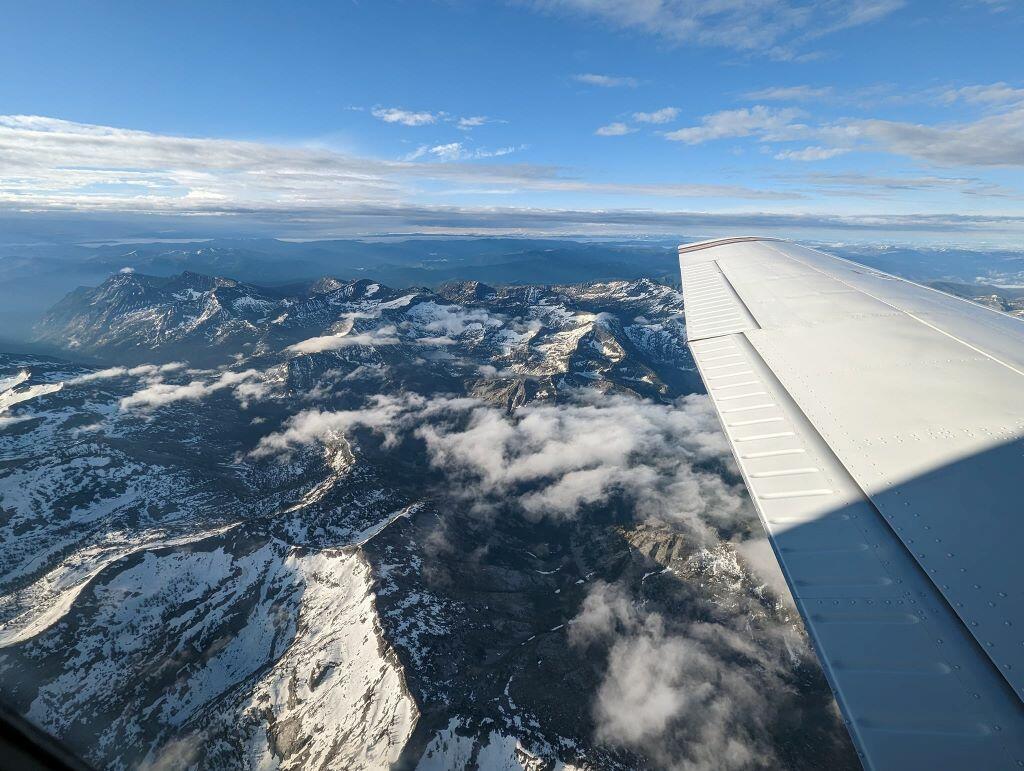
[5,235,1023,344]
[0,237,681,341]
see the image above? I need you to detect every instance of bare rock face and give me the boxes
[1,272,858,770]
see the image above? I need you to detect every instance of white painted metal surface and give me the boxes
[680,237,1024,770]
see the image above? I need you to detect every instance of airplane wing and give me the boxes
[679,237,1024,770]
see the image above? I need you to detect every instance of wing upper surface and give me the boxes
[680,238,1024,770]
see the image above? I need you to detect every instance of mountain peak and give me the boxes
[437,280,497,303]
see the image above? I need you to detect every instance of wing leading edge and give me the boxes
[679,238,1024,770]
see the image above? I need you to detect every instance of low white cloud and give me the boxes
[569,572,825,770]
[249,395,414,459]
[287,325,401,355]
[119,369,267,411]
[405,302,503,337]
[248,393,476,460]
[416,335,458,346]
[416,393,745,530]
[371,107,437,126]
[632,107,679,124]
[595,122,635,137]
[572,73,638,88]
[69,362,186,384]
[248,390,746,532]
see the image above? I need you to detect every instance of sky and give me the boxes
[1,0,1023,245]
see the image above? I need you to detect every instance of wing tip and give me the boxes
[677,235,782,256]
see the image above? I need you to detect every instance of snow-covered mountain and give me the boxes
[1,273,859,769]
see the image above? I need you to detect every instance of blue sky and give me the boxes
[1,0,1022,244]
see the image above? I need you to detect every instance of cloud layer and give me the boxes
[0,114,796,219]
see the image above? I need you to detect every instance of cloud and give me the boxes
[422,142,465,161]
[662,99,1024,167]
[797,171,1021,198]
[594,122,635,137]
[247,393,476,460]
[249,395,417,459]
[69,362,186,384]
[572,73,638,88]
[139,732,205,771]
[405,143,523,162]
[12,200,1019,241]
[665,106,804,144]
[119,369,267,411]
[940,82,1024,106]
[415,393,747,530]
[1,115,799,218]
[842,105,1024,166]
[371,107,437,126]
[248,389,748,533]
[969,0,1015,11]
[533,0,904,56]
[371,110,499,131]
[404,301,503,336]
[457,116,490,130]
[774,146,848,161]
[0,109,1021,241]
[743,85,833,101]
[568,569,831,770]
[287,325,401,355]
[632,107,679,124]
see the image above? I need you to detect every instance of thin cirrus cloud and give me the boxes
[797,172,1022,199]
[405,142,523,161]
[742,85,834,101]
[534,0,904,58]
[774,146,849,161]
[573,73,639,88]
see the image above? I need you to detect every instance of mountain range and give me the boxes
[0,269,859,769]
